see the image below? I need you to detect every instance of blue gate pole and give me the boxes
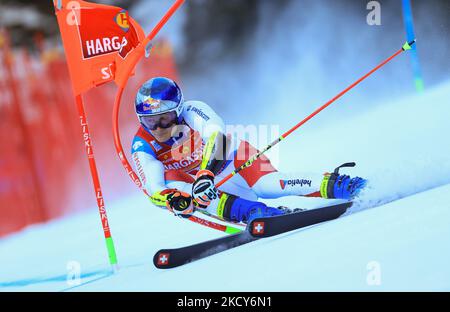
[402,0,424,92]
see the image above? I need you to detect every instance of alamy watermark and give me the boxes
[66,260,82,286]
[366,260,382,286]
[367,1,381,26]
[169,121,281,172]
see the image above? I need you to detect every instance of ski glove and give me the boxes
[163,189,195,218]
[192,170,218,209]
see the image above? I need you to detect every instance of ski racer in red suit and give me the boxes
[131,77,366,222]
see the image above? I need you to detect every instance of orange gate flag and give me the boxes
[53,0,146,96]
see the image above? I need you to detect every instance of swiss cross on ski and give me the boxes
[252,222,265,235]
[157,253,170,266]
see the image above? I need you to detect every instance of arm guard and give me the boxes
[200,131,232,175]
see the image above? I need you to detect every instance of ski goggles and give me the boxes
[139,111,178,131]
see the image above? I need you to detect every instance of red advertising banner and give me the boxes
[53,0,145,95]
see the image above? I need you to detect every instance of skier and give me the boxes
[131,77,366,223]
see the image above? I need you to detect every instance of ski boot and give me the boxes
[320,162,367,200]
[218,193,286,223]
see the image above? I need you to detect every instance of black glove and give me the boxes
[164,189,194,218]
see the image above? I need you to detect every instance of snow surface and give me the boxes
[1,80,449,291]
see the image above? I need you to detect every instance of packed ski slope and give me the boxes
[1,80,449,291]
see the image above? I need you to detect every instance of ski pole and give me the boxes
[216,40,416,188]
